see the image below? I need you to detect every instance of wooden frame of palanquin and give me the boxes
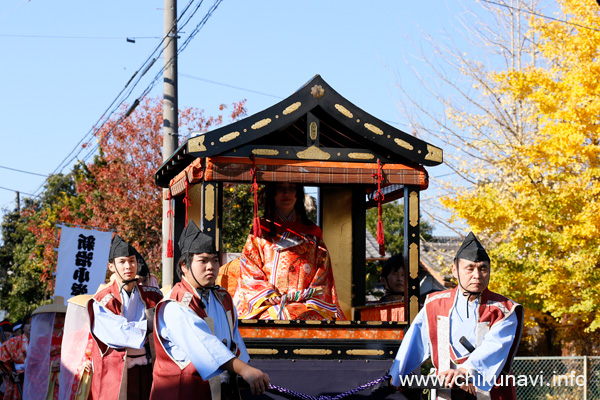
[155,75,443,360]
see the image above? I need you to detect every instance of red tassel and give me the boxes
[167,239,174,258]
[252,216,262,237]
[250,156,262,237]
[167,193,174,258]
[377,209,386,256]
[372,159,386,257]
[183,180,191,227]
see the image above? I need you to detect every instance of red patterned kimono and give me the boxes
[0,334,28,400]
[67,335,93,400]
[46,328,63,400]
[233,215,346,320]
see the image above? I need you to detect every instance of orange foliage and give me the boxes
[29,97,247,284]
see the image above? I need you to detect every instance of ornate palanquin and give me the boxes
[164,157,428,199]
[155,75,443,361]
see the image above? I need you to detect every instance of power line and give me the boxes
[0,165,48,177]
[78,0,225,166]
[32,0,207,196]
[74,0,216,167]
[482,0,600,33]
[178,73,440,132]
[435,172,458,178]
[175,0,224,56]
[180,73,283,99]
[0,185,37,197]
[0,0,29,22]
[0,34,161,40]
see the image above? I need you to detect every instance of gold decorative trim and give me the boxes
[252,149,279,156]
[98,294,114,308]
[274,320,291,325]
[309,122,318,140]
[366,321,383,325]
[188,135,207,153]
[425,144,443,162]
[364,123,383,136]
[240,320,258,324]
[409,192,418,227]
[335,104,353,119]
[305,320,322,325]
[283,102,301,115]
[293,349,332,355]
[251,118,272,130]
[204,184,215,222]
[334,320,352,325]
[346,349,384,356]
[297,145,331,160]
[409,243,418,279]
[410,295,419,323]
[248,349,279,355]
[348,152,374,160]
[219,131,240,143]
[394,138,414,150]
[311,85,325,98]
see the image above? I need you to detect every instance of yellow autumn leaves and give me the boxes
[439,0,600,345]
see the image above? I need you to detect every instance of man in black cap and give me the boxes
[87,235,163,400]
[389,232,523,400]
[150,221,269,399]
[135,251,160,288]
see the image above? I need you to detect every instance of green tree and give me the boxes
[0,173,79,318]
[365,201,433,297]
[366,201,432,256]
[222,183,254,253]
[0,208,32,316]
[0,98,248,317]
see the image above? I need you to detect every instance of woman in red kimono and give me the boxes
[233,182,346,321]
[23,297,66,400]
[0,315,31,400]
[58,295,93,400]
[46,312,65,400]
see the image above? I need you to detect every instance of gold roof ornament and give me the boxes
[311,84,325,98]
[156,74,443,188]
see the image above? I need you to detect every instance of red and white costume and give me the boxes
[150,278,248,400]
[87,280,162,400]
[391,287,523,400]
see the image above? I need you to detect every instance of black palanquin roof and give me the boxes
[155,75,442,187]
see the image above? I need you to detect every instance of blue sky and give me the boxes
[0,0,479,234]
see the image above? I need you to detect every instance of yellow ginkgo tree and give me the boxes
[439,0,600,354]
[394,0,600,353]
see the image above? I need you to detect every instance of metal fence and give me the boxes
[513,356,600,399]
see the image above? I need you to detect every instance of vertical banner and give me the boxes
[54,226,113,301]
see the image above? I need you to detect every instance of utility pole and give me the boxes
[15,191,20,214]
[162,0,178,288]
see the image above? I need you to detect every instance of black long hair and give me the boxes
[263,183,311,236]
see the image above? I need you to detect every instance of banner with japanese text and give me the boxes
[54,226,112,302]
